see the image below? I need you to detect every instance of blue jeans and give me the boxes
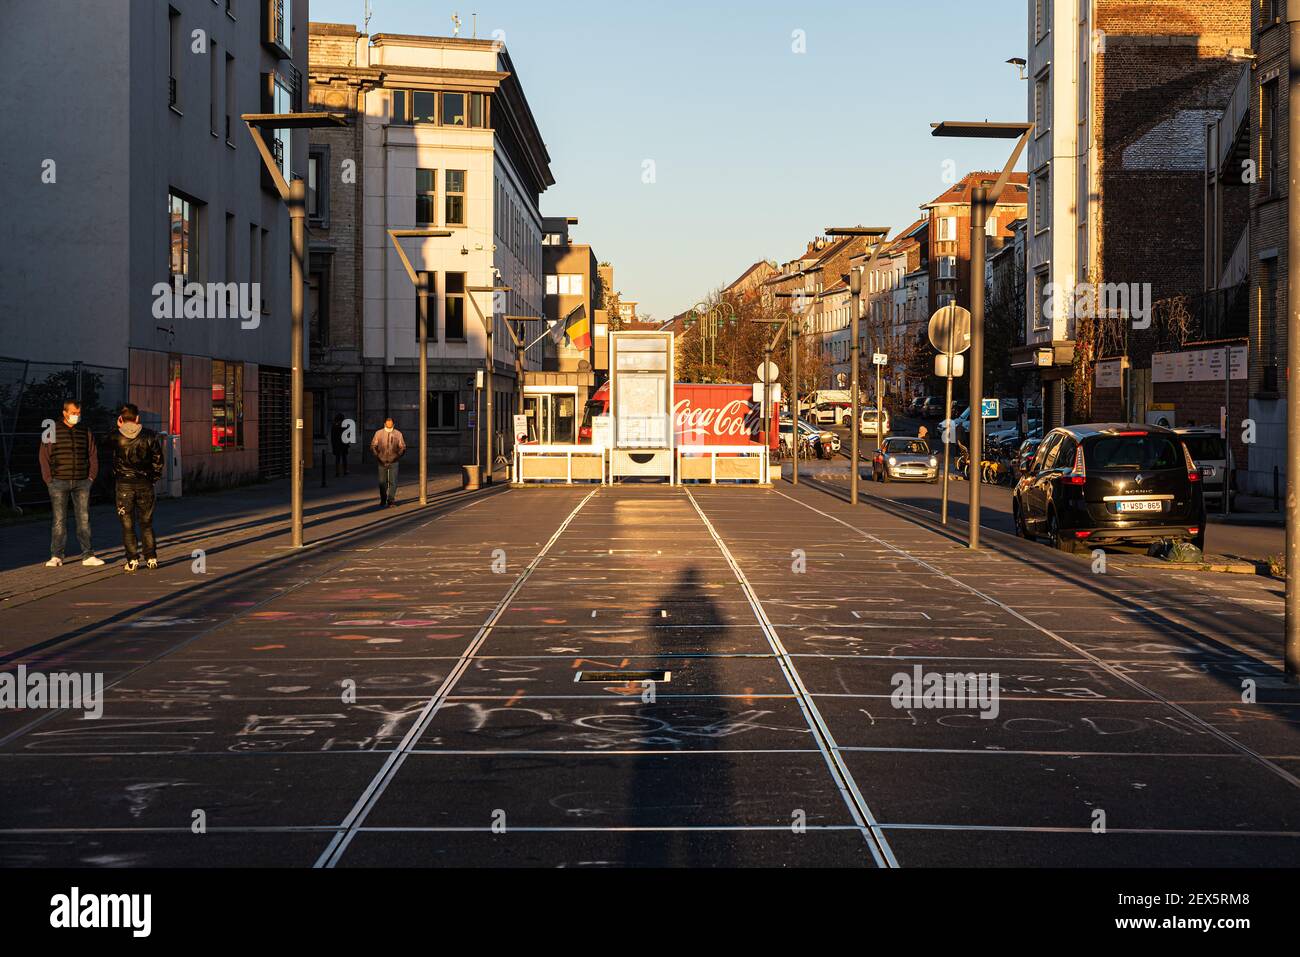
[48,478,95,560]
[378,463,399,505]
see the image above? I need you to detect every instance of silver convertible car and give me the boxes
[870,437,939,483]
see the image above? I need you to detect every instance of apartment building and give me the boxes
[1,0,309,490]
[1017,0,1250,436]
[1244,0,1293,494]
[533,216,602,444]
[305,23,554,466]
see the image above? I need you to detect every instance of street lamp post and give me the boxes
[1286,7,1300,684]
[467,283,513,483]
[387,229,453,506]
[930,120,1033,550]
[242,112,347,548]
[827,227,893,505]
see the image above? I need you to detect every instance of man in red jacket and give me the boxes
[39,400,105,568]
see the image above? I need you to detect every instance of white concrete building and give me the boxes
[352,31,553,462]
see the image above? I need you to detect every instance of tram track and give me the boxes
[683,487,899,868]
[314,488,599,868]
[772,484,1300,793]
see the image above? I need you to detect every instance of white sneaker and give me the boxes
[45,557,63,568]
[81,556,106,568]
[124,560,139,574]
[146,559,158,571]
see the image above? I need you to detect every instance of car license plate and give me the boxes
[1119,500,1163,513]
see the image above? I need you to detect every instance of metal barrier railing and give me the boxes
[513,445,608,485]
[676,445,770,485]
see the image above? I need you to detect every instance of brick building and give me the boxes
[1016,0,1251,450]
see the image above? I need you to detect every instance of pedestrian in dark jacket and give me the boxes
[110,404,165,573]
[369,418,406,509]
[39,400,104,568]
[330,413,350,477]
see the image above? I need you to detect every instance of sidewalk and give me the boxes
[0,462,503,606]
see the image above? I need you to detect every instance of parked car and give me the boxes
[1013,437,1043,482]
[860,408,892,438]
[871,437,939,483]
[1176,427,1235,506]
[1012,424,1206,553]
[920,397,945,419]
[907,396,930,418]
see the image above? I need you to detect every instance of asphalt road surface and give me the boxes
[1,480,1297,867]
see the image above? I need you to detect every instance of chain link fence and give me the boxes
[0,357,128,513]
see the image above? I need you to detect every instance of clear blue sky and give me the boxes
[311,0,1029,318]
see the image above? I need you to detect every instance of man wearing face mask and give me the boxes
[369,417,407,509]
[110,403,165,573]
[39,400,105,568]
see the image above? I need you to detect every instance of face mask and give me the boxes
[67,415,80,426]
[385,427,394,434]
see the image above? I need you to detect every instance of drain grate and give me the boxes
[575,670,672,684]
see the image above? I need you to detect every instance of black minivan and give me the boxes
[1012,424,1207,553]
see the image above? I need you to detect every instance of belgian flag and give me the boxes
[564,305,592,351]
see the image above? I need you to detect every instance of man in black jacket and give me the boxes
[110,404,165,573]
[39,400,104,568]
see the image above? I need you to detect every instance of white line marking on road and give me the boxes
[683,488,897,869]
[315,488,600,869]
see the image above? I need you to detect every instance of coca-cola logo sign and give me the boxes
[673,391,760,446]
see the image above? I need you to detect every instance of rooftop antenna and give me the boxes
[472,14,478,38]
[451,11,462,37]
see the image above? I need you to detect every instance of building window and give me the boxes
[546,274,584,296]
[416,168,437,225]
[391,89,410,125]
[224,53,235,143]
[309,269,328,349]
[1035,0,1051,42]
[209,41,220,134]
[445,170,466,227]
[1261,257,1279,392]
[1034,169,1050,233]
[1262,79,1280,198]
[1034,71,1050,134]
[307,146,329,224]
[168,355,182,437]
[1033,268,1049,329]
[270,74,293,177]
[211,359,244,451]
[937,216,957,242]
[412,90,437,124]
[168,191,199,283]
[391,89,488,128]
[938,256,957,280]
[445,272,467,341]
[1262,0,1279,26]
[442,91,467,127]
[427,391,460,432]
[168,7,181,109]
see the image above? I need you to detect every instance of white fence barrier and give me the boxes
[676,445,770,485]
[513,445,608,485]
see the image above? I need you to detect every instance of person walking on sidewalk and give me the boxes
[39,400,105,568]
[330,413,350,478]
[370,417,406,509]
[110,404,165,574]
